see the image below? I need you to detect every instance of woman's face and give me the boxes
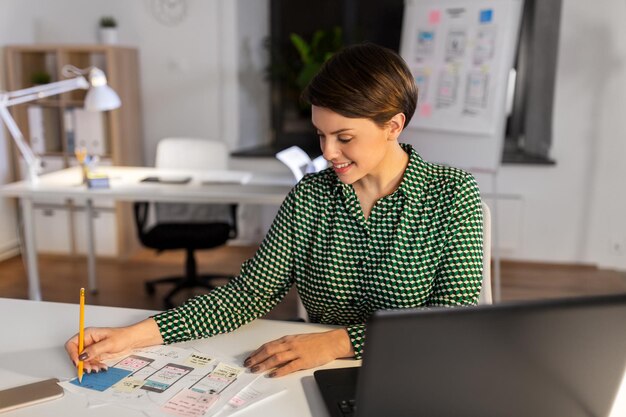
[312,105,394,185]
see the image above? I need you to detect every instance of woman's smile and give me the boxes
[332,161,354,174]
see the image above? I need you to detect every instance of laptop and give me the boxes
[314,294,626,417]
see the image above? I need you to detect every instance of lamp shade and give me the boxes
[84,85,121,111]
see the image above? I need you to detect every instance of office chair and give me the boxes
[295,200,493,319]
[134,138,237,309]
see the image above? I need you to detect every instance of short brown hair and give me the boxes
[302,43,417,128]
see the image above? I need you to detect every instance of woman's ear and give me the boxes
[387,113,406,141]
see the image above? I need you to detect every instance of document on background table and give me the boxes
[60,346,260,417]
[276,146,328,182]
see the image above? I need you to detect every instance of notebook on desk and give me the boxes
[314,294,626,417]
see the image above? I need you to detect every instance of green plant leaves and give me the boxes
[289,27,343,91]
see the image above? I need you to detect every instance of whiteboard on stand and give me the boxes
[399,0,523,173]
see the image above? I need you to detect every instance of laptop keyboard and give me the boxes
[338,399,357,416]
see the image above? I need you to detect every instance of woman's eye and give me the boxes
[338,137,352,143]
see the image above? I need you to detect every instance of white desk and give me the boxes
[0,166,294,301]
[0,298,359,417]
[1,298,624,416]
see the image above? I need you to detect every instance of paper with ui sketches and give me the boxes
[60,346,259,417]
[215,377,286,417]
[276,146,328,182]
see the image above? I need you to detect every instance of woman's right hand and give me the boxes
[65,318,163,373]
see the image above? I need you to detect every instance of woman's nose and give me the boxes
[322,139,339,161]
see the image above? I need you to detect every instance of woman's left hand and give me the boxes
[243,328,354,377]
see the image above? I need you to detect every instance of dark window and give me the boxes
[503,0,562,165]
[267,0,405,157]
[264,0,562,165]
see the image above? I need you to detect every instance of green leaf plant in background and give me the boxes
[290,26,343,92]
[265,26,343,114]
[99,16,117,28]
[30,71,51,86]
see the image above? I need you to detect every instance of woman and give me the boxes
[66,43,483,378]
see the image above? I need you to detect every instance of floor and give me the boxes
[1,246,625,320]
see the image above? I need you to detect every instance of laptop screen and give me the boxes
[353,295,626,417]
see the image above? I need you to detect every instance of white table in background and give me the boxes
[0,166,294,301]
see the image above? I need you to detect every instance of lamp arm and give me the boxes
[0,67,117,183]
[0,104,39,169]
[5,76,89,107]
[0,76,90,182]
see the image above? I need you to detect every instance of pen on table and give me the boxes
[78,287,85,383]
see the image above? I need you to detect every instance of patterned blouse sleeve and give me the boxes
[427,173,484,307]
[152,188,298,344]
[346,324,366,359]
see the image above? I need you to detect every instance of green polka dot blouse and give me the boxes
[153,144,484,359]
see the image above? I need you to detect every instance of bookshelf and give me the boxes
[4,44,143,258]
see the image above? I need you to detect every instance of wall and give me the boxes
[1,0,625,271]
[397,0,626,271]
[0,0,269,252]
[0,0,263,164]
[0,1,35,260]
[498,0,626,270]
[237,0,271,150]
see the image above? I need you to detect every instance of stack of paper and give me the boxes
[60,346,284,417]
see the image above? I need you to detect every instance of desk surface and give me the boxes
[0,166,295,205]
[1,298,625,416]
[0,298,359,416]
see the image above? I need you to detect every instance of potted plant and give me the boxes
[99,16,118,44]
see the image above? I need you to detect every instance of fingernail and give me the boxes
[269,372,276,378]
[244,358,251,367]
[251,366,260,373]
[79,352,89,360]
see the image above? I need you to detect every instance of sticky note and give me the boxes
[112,377,145,393]
[210,363,244,379]
[70,367,132,391]
[419,103,433,118]
[184,353,213,367]
[480,9,493,23]
[428,10,441,24]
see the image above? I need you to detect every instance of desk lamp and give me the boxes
[0,65,121,183]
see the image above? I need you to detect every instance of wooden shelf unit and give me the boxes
[4,44,144,258]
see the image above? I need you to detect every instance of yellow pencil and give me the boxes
[75,147,87,164]
[78,288,85,383]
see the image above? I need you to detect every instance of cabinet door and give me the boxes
[34,206,72,254]
[72,208,118,257]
